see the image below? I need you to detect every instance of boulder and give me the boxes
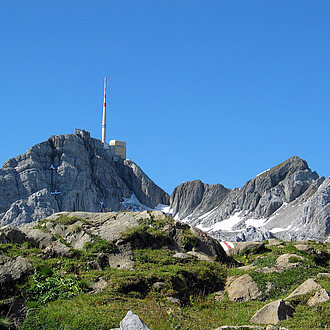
[275,254,304,271]
[0,256,33,285]
[307,288,329,306]
[317,273,330,279]
[172,252,192,259]
[226,274,262,302]
[186,251,214,262]
[286,279,322,299]
[294,244,315,254]
[190,227,227,261]
[0,225,27,243]
[89,278,108,294]
[250,299,294,325]
[255,267,278,274]
[119,310,150,330]
[266,239,283,246]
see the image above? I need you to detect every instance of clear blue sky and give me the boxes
[0,1,329,194]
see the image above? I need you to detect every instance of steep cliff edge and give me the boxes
[0,130,169,226]
[170,156,329,242]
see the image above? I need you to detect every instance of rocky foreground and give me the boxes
[0,211,329,329]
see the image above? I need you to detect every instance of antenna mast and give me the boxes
[102,77,107,143]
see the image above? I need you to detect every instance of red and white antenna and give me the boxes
[102,77,107,143]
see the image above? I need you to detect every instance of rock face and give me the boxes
[0,130,169,226]
[170,156,329,242]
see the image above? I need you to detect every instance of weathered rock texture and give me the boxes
[119,310,150,330]
[226,274,262,302]
[286,279,322,299]
[250,299,294,325]
[170,156,329,242]
[0,130,169,226]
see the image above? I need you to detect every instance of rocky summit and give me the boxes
[170,156,329,242]
[0,130,169,226]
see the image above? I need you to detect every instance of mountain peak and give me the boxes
[0,131,169,226]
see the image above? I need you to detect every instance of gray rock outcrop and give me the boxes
[119,310,150,330]
[170,156,329,242]
[0,256,33,286]
[0,130,169,226]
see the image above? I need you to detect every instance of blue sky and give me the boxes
[0,1,329,194]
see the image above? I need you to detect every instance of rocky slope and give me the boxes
[0,130,169,226]
[170,156,329,242]
[0,212,328,329]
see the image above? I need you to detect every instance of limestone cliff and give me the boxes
[0,130,169,226]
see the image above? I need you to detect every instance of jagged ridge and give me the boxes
[170,156,329,242]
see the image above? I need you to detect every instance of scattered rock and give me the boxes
[255,267,278,274]
[226,242,265,256]
[172,252,192,259]
[307,288,330,306]
[286,278,322,299]
[266,326,290,330]
[89,277,108,294]
[250,299,294,325]
[275,254,304,271]
[43,240,71,257]
[317,273,330,279]
[266,239,283,247]
[119,310,150,330]
[152,282,165,291]
[294,244,315,254]
[237,264,256,271]
[226,274,262,302]
[186,250,214,262]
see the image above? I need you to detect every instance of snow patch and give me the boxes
[121,193,151,212]
[245,218,267,228]
[270,224,292,234]
[196,211,244,233]
[154,204,171,214]
[121,195,171,213]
